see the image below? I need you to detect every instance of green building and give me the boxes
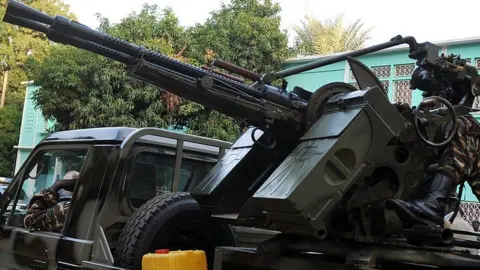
[13,82,56,195]
[282,36,480,108]
[14,82,55,175]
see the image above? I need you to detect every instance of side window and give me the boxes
[128,152,216,208]
[177,160,215,192]
[4,149,87,228]
[129,153,175,208]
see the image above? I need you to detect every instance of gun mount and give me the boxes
[5,1,480,268]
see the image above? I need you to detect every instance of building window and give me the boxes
[393,80,412,104]
[381,81,389,92]
[460,202,480,226]
[473,97,480,110]
[24,112,35,132]
[476,58,480,70]
[351,66,391,81]
[371,66,391,79]
[394,64,415,77]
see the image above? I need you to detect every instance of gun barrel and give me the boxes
[5,0,53,25]
[3,13,48,33]
[3,0,306,130]
[263,35,419,83]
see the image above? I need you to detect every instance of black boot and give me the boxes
[386,173,456,226]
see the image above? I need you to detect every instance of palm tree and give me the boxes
[293,13,372,55]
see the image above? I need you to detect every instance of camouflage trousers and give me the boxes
[24,188,70,230]
[437,115,480,200]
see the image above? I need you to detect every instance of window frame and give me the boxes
[177,158,215,193]
[127,150,175,208]
[124,143,218,210]
[1,144,91,233]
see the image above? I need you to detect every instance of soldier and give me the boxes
[386,112,480,227]
[24,170,79,230]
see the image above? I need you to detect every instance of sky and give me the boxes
[63,0,480,47]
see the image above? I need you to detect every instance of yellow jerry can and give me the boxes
[142,249,207,270]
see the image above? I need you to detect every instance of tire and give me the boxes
[115,192,236,270]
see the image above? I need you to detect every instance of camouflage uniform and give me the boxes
[387,113,480,226]
[437,114,480,200]
[24,188,70,230]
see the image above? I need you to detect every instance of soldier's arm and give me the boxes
[23,188,63,229]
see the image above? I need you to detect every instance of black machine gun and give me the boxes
[5,1,480,268]
[409,42,479,106]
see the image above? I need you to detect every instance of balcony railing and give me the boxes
[460,202,480,225]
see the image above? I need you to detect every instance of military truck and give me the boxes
[6,1,480,269]
[0,127,274,270]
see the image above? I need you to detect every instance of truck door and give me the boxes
[0,148,88,270]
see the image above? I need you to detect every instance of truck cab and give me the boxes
[0,127,235,270]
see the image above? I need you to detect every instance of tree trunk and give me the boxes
[0,70,8,108]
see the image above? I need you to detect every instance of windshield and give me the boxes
[22,149,87,198]
[0,184,8,194]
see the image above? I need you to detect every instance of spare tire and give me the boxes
[115,192,236,270]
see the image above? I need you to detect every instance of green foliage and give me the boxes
[28,5,190,132]
[97,5,189,55]
[29,45,173,131]
[0,97,22,176]
[26,4,241,140]
[0,0,75,177]
[185,0,292,74]
[0,0,76,93]
[293,14,372,55]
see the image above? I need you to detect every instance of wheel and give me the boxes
[114,192,236,270]
[414,96,458,147]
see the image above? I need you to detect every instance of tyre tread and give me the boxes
[115,192,192,269]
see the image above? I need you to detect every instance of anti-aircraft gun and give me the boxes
[4,0,480,269]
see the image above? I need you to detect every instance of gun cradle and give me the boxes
[239,87,409,236]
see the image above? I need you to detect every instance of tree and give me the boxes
[0,92,23,176]
[293,13,372,55]
[185,0,292,74]
[0,0,75,177]
[180,0,293,140]
[28,5,184,131]
[29,1,293,143]
[28,4,244,142]
[0,0,76,100]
